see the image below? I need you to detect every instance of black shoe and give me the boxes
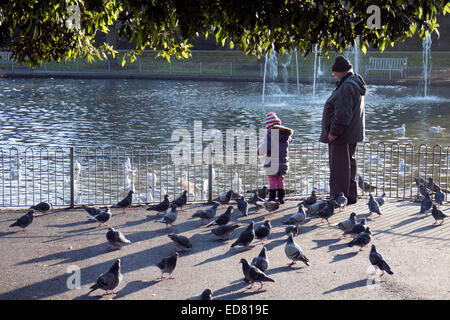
[347,198,357,205]
[268,189,277,202]
[277,189,286,204]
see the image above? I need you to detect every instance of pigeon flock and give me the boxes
[5,173,449,300]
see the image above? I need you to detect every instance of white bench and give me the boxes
[365,57,407,79]
[0,51,13,62]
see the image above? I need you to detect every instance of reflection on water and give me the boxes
[0,78,449,149]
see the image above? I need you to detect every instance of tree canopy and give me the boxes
[0,0,448,66]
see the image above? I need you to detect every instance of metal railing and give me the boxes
[0,142,449,209]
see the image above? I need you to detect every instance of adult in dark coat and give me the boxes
[319,55,367,204]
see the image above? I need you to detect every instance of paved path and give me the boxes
[0,196,449,300]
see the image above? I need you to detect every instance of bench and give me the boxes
[365,57,407,79]
[0,51,13,63]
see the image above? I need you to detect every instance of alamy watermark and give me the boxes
[366,5,381,30]
[66,5,81,30]
[66,265,81,290]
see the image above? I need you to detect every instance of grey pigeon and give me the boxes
[30,201,52,214]
[172,190,188,210]
[368,194,382,216]
[231,221,255,250]
[89,259,122,295]
[336,212,357,233]
[358,176,376,193]
[192,203,219,224]
[257,186,268,199]
[375,192,386,207]
[154,203,178,228]
[93,207,112,227]
[420,191,432,214]
[427,177,449,193]
[168,233,193,252]
[188,289,213,300]
[344,218,366,237]
[434,187,444,206]
[348,226,372,251]
[251,246,269,272]
[431,204,448,225]
[254,220,272,244]
[282,203,306,228]
[147,194,170,215]
[214,189,233,206]
[113,190,134,214]
[236,195,249,216]
[306,199,328,217]
[9,209,34,231]
[156,252,178,279]
[256,200,280,216]
[302,189,317,207]
[369,245,393,276]
[336,192,348,211]
[285,225,300,237]
[285,232,310,266]
[414,177,426,189]
[82,205,101,220]
[315,199,337,224]
[211,224,240,240]
[106,227,131,250]
[248,190,264,210]
[240,258,274,290]
[205,205,232,227]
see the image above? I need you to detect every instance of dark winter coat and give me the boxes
[319,72,367,144]
[258,125,294,176]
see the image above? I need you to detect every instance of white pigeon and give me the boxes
[395,123,405,136]
[147,170,158,187]
[429,126,445,133]
[232,172,243,194]
[399,158,411,171]
[139,187,154,203]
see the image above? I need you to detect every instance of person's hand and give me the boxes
[328,134,337,142]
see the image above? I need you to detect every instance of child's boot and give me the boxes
[268,189,277,202]
[277,189,286,204]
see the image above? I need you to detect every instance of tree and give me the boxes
[0,0,448,66]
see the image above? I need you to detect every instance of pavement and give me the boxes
[0,195,449,300]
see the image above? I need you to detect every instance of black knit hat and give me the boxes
[332,55,352,72]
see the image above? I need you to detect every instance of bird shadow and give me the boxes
[322,279,368,294]
[328,242,349,252]
[194,246,251,267]
[311,238,341,250]
[330,251,358,263]
[213,281,267,300]
[0,231,18,237]
[388,216,422,230]
[113,280,160,299]
[407,224,441,234]
[264,239,285,251]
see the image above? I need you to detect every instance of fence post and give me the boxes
[139,59,142,73]
[70,147,75,208]
[230,62,232,76]
[76,59,79,72]
[207,144,213,204]
[200,62,202,74]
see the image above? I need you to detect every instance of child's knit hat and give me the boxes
[265,112,281,129]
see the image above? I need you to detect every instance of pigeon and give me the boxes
[187,289,213,300]
[254,220,272,244]
[315,199,337,224]
[156,252,178,279]
[431,204,448,225]
[427,177,449,193]
[302,189,317,207]
[414,177,426,189]
[172,190,188,210]
[231,221,255,250]
[113,190,134,214]
[282,203,306,228]
[154,204,178,228]
[336,192,348,211]
[30,201,53,214]
[192,203,220,224]
[9,209,34,231]
[205,205,232,227]
[358,176,376,193]
[285,232,310,266]
[257,186,269,199]
[369,245,393,276]
[88,259,122,295]
[214,189,233,206]
[168,233,193,252]
[434,187,445,206]
[256,200,280,216]
[375,192,386,207]
[211,224,240,240]
[248,191,264,210]
[93,207,112,227]
[106,227,131,250]
[146,194,170,215]
[344,218,367,237]
[251,246,269,272]
[236,195,249,216]
[420,191,432,214]
[240,258,275,290]
[82,205,101,220]
[394,123,405,136]
[368,194,382,217]
[285,225,300,237]
[306,199,329,217]
[347,226,372,251]
[336,212,357,233]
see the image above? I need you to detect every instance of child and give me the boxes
[257,112,294,204]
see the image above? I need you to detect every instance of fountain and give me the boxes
[422,33,432,97]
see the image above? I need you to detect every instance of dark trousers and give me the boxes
[328,143,358,202]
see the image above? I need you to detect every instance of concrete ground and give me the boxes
[0,196,449,300]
